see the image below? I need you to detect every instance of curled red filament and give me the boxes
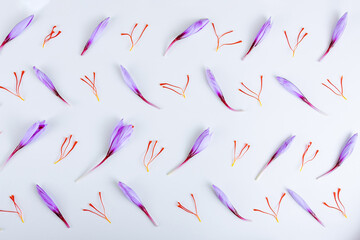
[300,141,319,172]
[54,134,78,164]
[322,76,346,100]
[43,26,61,48]
[284,28,308,57]
[121,23,148,51]
[238,75,263,106]
[177,193,201,222]
[211,23,242,51]
[143,140,164,172]
[323,188,347,218]
[253,193,286,222]
[0,71,25,101]
[0,195,24,223]
[83,192,111,223]
[160,75,189,98]
[232,141,250,167]
[80,72,99,101]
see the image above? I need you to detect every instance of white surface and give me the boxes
[0,0,359,239]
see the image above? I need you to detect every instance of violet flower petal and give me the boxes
[4,120,47,168]
[76,120,134,181]
[242,17,272,60]
[168,128,212,175]
[319,12,348,61]
[276,76,324,114]
[36,184,70,228]
[255,135,295,180]
[212,184,250,221]
[81,17,110,55]
[120,65,160,109]
[205,69,242,112]
[287,188,324,226]
[33,66,69,105]
[0,15,34,50]
[317,133,357,179]
[118,181,158,226]
[164,18,209,55]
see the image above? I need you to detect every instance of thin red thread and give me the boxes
[253,193,286,222]
[238,75,263,106]
[322,76,346,100]
[232,141,250,167]
[143,140,164,172]
[121,24,149,51]
[80,72,99,101]
[43,26,61,48]
[177,193,201,222]
[284,28,308,56]
[0,71,25,101]
[211,23,242,51]
[83,192,111,223]
[323,188,347,218]
[160,75,190,98]
[300,141,319,171]
[54,134,78,164]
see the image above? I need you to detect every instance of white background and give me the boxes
[0,0,359,239]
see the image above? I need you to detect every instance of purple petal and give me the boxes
[167,128,212,175]
[276,76,323,114]
[81,17,110,56]
[317,133,357,179]
[205,69,242,111]
[242,17,272,60]
[164,18,209,55]
[36,185,70,228]
[255,135,295,180]
[212,184,250,221]
[0,15,34,50]
[287,188,324,226]
[118,181,158,226]
[120,65,160,109]
[319,12,348,61]
[33,66,69,105]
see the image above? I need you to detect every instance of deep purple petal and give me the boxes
[332,12,348,42]
[81,17,110,55]
[0,15,34,49]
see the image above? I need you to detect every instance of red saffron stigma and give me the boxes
[300,141,319,172]
[0,71,25,101]
[323,188,347,218]
[121,23,149,51]
[0,195,24,223]
[232,141,250,167]
[253,193,286,222]
[177,193,201,222]
[80,72,99,101]
[284,28,308,57]
[43,26,61,48]
[143,140,164,172]
[322,76,346,100]
[54,134,78,164]
[160,75,190,98]
[83,192,111,223]
[211,23,242,51]
[238,75,263,106]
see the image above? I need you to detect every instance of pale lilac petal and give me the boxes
[287,188,324,226]
[212,184,250,221]
[81,17,110,55]
[118,181,158,226]
[0,15,34,49]
[165,18,209,55]
[36,185,70,228]
[33,66,69,105]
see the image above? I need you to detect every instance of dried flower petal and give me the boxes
[81,17,110,55]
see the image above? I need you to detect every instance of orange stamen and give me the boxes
[143,140,164,172]
[160,75,190,98]
[211,23,242,52]
[121,23,148,51]
[54,134,78,164]
[0,71,25,101]
[323,188,347,218]
[0,195,24,223]
[322,76,346,100]
[83,192,111,223]
[238,75,263,106]
[300,142,319,172]
[42,26,61,48]
[253,193,286,222]
[80,72,99,101]
[284,28,308,57]
[177,193,201,222]
[232,140,250,167]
